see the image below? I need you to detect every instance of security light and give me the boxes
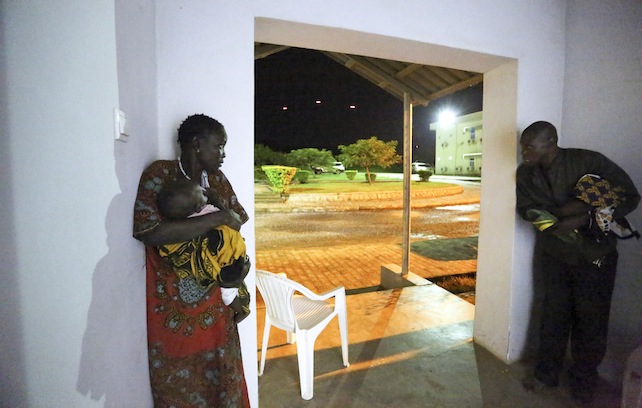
[438,109,456,125]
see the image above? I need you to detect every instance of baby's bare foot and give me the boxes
[235,310,250,324]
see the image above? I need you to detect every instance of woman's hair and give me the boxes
[177,114,224,147]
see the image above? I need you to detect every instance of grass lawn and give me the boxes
[280,172,452,194]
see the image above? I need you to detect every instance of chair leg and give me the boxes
[296,333,315,400]
[259,321,271,376]
[338,313,349,367]
[335,292,350,367]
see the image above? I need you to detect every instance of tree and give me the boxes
[254,144,288,166]
[286,148,335,171]
[339,137,401,184]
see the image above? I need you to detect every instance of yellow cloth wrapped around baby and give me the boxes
[158,225,247,289]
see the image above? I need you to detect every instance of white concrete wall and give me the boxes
[0,1,151,406]
[10,0,639,406]
[562,0,642,384]
[1,0,157,406]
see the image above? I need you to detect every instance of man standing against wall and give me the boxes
[516,121,639,404]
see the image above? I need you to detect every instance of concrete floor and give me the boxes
[256,284,621,408]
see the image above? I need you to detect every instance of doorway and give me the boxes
[255,16,520,362]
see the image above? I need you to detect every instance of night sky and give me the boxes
[255,47,483,164]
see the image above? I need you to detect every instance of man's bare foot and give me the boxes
[522,375,542,392]
[522,370,558,393]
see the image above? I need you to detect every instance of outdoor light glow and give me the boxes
[282,106,288,111]
[315,100,321,104]
[438,109,456,125]
[349,105,356,109]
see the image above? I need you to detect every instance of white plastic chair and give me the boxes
[256,269,349,400]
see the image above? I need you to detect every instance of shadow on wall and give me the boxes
[75,2,158,404]
[605,245,642,384]
[76,141,151,407]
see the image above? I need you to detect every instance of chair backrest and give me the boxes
[256,270,301,331]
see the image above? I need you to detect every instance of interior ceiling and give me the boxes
[255,43,483,107]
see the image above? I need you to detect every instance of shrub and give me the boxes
[294,169,312,184]
[417,169,433,182]
[261,165,297,194]
[345,170,358,180]
[364,173,377,182]
[254,166,267,182]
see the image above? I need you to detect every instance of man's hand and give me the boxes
[549,212,589,236]
[553,199,591,217]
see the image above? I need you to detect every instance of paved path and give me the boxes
[257,243,477,295]
[254,178,481,295]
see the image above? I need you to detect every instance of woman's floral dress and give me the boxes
[133,160,250,408]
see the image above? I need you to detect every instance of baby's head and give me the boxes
[157,179,207,220]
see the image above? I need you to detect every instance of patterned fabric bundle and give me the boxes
[158,225,251,314]
[574,174,639,239]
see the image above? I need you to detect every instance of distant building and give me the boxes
[430,111,482,178]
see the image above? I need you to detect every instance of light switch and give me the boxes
[114,108,129,142]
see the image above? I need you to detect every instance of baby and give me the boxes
[156,179,250,322]
[526,174,638,265]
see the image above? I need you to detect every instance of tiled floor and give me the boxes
[256,284,621,408]
[256,243,477,295]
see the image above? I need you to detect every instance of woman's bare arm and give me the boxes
[138,211,241,246]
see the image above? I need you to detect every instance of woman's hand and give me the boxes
[223,210,243,231]
[202,189,246,230]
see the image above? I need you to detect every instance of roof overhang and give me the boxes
[255,43,483,106]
